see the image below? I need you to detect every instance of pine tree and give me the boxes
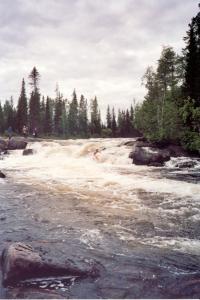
[44,97,52,135]
[79,95,88,137]
[16,78,28,133]
[90,96,101,136]
[40,96,46,134]
[54,85,63,135]
[0,101,4,133]
[130,104,134,123]
[183,8,200,105]
[111,107,117,137]
[29,67,41,132]
[117,109,126,137]
[4,98,15,131]
[125,110,132,136]
[68,89,78,136]
[61,100,68,136]
[29,67,40,93]
[106,105,112,129]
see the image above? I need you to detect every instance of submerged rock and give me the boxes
[8,137,27,150]
[1,242,100,286]
[165,170,200,183]
[173,160,197,168]
[23,149,34,156]
[0,171,6,178]
[123,141,136,147]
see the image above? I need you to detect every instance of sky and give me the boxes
[0,0,199,116]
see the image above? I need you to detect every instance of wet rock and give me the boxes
[165,170,200,183]
[129,146,170,166]
[166,144,188,157]
[174,160,197,168]
[23,149,34,156]
[3,150,9,155]
[4,287,63,299]
[0,171,6,178]
[123,141,136,147]
[1,242,100,286]
[8,137,27,150]
[129,139,193,166]
[0,139,8,151]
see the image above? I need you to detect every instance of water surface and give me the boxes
[0,138,200,298]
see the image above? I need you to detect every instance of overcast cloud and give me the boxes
[0,0,199,115]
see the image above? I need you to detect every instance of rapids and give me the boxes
[0,138,200,298]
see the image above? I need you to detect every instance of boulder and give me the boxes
[129,146,170,166]
[129,139,192,166]
[0,139,7,152]
[166,144,188,157]
[23,149,33,156]
[8,137,27,150]
[3,150,9,155]
[0,171,6,178]
[1,242,100,286]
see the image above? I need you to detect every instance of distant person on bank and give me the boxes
[33,127,38,138]
[22,125,28,138]
[7,126,13,140]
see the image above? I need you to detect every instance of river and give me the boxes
[0,138,200,298]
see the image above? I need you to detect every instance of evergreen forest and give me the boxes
[0,6,200,153]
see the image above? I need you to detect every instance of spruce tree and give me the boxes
[106,105,112,129]
[16,78,28,133]
[183,6,200,106]
[4,98,15,131]
[0,101,4,133]
[54,85,63,135]
[125,110,132,136]
[61,100,68,136]
[29,67,41,132]
[40,96,46,134]
[111,107,117,137]
[90,96,101,136]
[44,97,52,135]
[79,95,88,137]
[68,89,78,136]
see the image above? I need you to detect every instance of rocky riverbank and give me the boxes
[0,137,28,153]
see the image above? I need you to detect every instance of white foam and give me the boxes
[0,138,200,201]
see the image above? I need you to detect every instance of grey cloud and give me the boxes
[0,0,199,117]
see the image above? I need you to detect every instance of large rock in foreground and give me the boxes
[1,243,100,286]
[8,137,27,150]
[129,145,170,166]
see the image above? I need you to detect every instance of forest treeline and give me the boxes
[0,6,200,152]
[0,67,139,139]
[134,6,200,153]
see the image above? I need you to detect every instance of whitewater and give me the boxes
[0,138,200,298]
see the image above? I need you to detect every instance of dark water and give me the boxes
[0,178,200,299]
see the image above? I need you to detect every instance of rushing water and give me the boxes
[0,138,200,298]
